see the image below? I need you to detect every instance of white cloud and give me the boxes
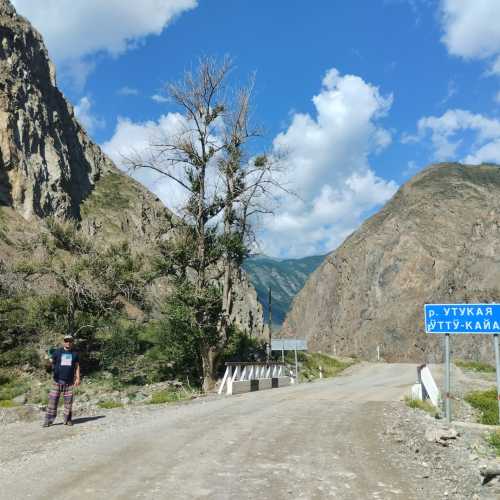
[464,140,500,164]
[102,111,226,216]
[102,114,191,212]
[74,96,105,134]
[152,94,169,104]
[12,0,198,85]
[103,68,398,258]
[440,0,500,75]
[259,68,398,257]
[118,86,139,96]
[259,171,398,258]
[440,79,458,106]
[409,108,500,163]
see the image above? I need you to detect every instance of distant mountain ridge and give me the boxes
[243,254,326,327]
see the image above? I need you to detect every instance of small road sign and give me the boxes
[424,303,500,334]
[271,339,307,385]
[271,339,307,351]
[424,303,500,425]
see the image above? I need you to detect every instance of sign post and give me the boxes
[271,339,308,384]
[294,345,299,384]
[425,303,500,424]
[444,333,451,423]
[495,334,500,424]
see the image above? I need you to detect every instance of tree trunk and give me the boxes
[201,344,218,393]
[220,157,237,345]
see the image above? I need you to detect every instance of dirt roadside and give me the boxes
[0,362,498,499]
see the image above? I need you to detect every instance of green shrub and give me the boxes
[150,298,204,384]
[97,400,123,409]
[0,400,18,408]
[487,431,500,456]
[0,376,30,401]
[404,396,439,417]
[0,346,40,368]
[222,327,265,366]
[149,388,194,405]
[285,352,354,382]
[465,388,499,425]
[100,324,141,378]
[46,218,91,254]
[455,360,495,373]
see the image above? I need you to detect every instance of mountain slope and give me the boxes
[282,163,500,363]
[0,0,264,336]
[243,254,325,327]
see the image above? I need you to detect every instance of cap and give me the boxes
[63,335,74,341]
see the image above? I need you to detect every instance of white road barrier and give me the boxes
[218,362,292,395]
[412,364,440,407]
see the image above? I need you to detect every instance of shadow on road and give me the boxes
[72,416,106,425]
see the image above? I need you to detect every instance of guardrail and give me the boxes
[218,362,292,395]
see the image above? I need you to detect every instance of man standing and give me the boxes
[43,334,80,427]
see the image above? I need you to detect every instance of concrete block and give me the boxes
[230,377,292,395]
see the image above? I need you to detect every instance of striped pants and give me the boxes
[44,382,74,424]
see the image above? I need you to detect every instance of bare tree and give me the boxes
[127,56,286,391]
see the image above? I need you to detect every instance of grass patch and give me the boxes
[81,172,133,216]
[0,376,30,402]
[0,399,18,408]
[487,431,500,456]
[149,388,195,405]
[285,352,354,382]
[455,359,495,373]
[97,400,123,409]
[465,388,499,425]
[404,396,439,417]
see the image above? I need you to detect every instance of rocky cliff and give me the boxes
[0,0,108,219]
[282,163,500,363]
[0,0,264,336]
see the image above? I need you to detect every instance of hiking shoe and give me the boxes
[42,422,51,428]
[64,420,73,426]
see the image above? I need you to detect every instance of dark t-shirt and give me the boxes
[52,348,79,384]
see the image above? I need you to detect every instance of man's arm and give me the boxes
[46,350,57,372]
[74,362,80,386]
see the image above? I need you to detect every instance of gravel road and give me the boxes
[0,363,438,499]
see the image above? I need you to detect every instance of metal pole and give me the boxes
[268,287,272,362]
[494,334,500,424]
[281,344,285,364]
[294,345,299,384]
[444,333,451,423]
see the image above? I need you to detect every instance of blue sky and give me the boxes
[11,0,500,257]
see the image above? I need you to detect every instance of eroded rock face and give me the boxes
[0,0,112,219]
[282,163,500,363]
[231,268,266,337]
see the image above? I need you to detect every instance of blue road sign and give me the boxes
[425,304,500,334]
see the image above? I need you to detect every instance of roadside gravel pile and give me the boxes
[382,403,500,499]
